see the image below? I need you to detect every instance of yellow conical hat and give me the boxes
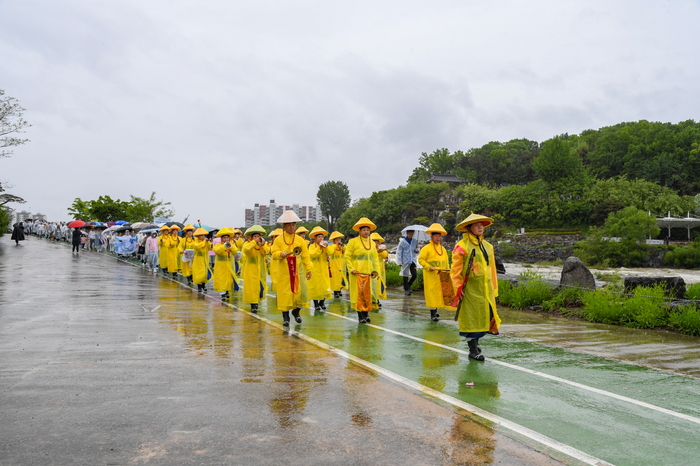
[455,213,493,231]
[309,226,329,237]
[352,217,377,232]
[425,223,447,236]
[370,232,384,242]
[329,231,344,241]
[216,228,234,237]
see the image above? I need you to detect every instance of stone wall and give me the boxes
[493,234,583,263]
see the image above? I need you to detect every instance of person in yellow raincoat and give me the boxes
[158,225,170,274]
[418,223,455,322]
[267,228,282,292]
[271,211,313,326]
[295,226,311,309]
[213,228,239,300]
[167,225,182,277]
[192,227,212,293]
[242,225,269,313]
[232,228,244,292]
[308,226,332,311]
[327,231,346,298]
[450,213,501,361]
[344,217,380,324]
[371,232,388,307]
[179,224,196,285]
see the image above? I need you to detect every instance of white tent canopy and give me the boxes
[655,212,700,239]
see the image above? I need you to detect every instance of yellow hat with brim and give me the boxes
[295,226,309,235]
[193,227,209,236]
[217,228,234,238]
[277,210,302,224]
[233,228,242,234]
[183,224,196,231]
[159,225,169,231]
[370,232,384,242]
[245,225,266,237]
[309,226,329,237]
[269,228,282,238]
[426,223,448,236]
[455,213,493,231]
[352,217,377,232]
[169,225,181,231]
[329,231,344,241]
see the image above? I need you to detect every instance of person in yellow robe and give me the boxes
[241,225,269,313]
[344,217,380,324]
[192,227,212,293]
[295,226,311,309]
[450,214,501,361]
[327,231,346,298]
[167,225,182,277]
[158,225,170,274]
[213,228,239,300]
[418,223,455,322]
[308,226,332,311]
[267,228,282,292]
[371,232,388,306]
[232,228,244,292]
[179,224,196,285]
[271,211,313,326]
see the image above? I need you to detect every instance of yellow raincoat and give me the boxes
[450,233,500,335]
[167,235,182,273]
[344,236,380,309]
[179,236,196,277]
[418,242,455,310]
[242,240,270,304]
[192,238,212,285]
[271,232,313,311]
[213,241,239,292]
[158,233,170,270]
[308,242,332,300]
[327,244,347,291]
[375,248,388,300]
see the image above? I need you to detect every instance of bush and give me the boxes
[580,290,632,324]
[497,272,554,309]
[580,285,669,328]
[541,286,583,313]
[625,285,668,328]
[664,244,700,268]
[668,305,700,336]
[385,262,403,287]
[686,283,700,300]
[574,238,648,267]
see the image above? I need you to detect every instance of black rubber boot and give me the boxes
[358,311,366,324]
[430,309,439,322]
[377,301,382,308]
[320,300,326,310]
[364,312,371,323]
[313,300,321,311]
[282,311,290,327]
[468,339,485,361]
[172,272,177,278]
[291,307,302,324]
[221,292,229,300]
[187,276,193,284]
[251,303,258,313]
[334,291,341,298]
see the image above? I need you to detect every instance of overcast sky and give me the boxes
[2,0,700,227]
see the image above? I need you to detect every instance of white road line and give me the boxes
[325,311,700,427]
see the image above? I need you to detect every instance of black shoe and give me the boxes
[251,304,258,313]
[377,301,382,308]
[468,339,485,361]
[291,308,302,324]
[221,292,229,300]
[404,289,412,296]
[187,276,193,284]
[314,300,322,311]
[358,311,366,324]
[197,284,203,293]
[320,300,326,310]
[364,312,371,323]
[334,291,341,298]
[282,311,290,327]
[430,309,439,322]
[202,287,207,293]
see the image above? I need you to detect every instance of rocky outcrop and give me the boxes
[560,257,596,290]
[624,276,686,299]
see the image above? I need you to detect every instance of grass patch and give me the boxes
[668,305,700,336]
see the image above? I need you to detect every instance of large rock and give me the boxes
[624,277,686,299]
[560,257,596,290]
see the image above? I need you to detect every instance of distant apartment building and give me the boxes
[244,200,322,228]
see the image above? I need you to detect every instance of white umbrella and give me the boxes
[401,224,430,242]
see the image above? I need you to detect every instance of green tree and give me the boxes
[67,198,93,221]
[602,207,660,242]
[126,192,174,222]
[0,90,31,235]
[88,196,130,222]
[407,148,457,183]
[316,181,351,232]
[532,137,586,187]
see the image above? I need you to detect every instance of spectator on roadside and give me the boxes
[397,229,419,295]
[11,222,25,245]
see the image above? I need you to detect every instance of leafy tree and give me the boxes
[532,137,586,187]
[67,198,93,221]
[88,196,130,222]
[407,148,457,183]
[316,181,351,232]
[126,192,174,222]
[601,207,660,242]
[0,90,31,235]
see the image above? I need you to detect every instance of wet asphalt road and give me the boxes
[0,238,565,466]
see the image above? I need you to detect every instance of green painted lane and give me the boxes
[222,290,700,466]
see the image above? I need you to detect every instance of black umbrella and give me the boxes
[165,221,185,228]
[114,224,133,232]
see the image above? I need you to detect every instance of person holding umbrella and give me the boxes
[450,214,501,361]
[397,228,420,295]
[418,223,455,322]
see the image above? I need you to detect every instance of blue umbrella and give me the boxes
[196,223,215,232]
[115,220,128,225]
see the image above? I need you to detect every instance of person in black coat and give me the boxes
[71,228,82,253]
[11,222,25,245]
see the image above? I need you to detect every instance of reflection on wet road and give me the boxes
[3,239,700,465]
